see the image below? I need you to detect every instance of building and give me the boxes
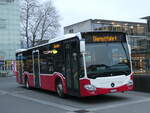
[64,19,147,74]
[132,16,150,92]
[64,19,147,48]
[65,19,146,35]
[142,16,150,33]
[131,16,150,75]
[0,0,21,75]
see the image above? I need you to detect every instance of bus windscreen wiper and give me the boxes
[120,41,129,60]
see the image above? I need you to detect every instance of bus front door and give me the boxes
[32,50,40,88]
[64,39,80,96]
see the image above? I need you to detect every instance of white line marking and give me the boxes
[86,112,95,113]
[87,98,150,112]
[0,90,80,112]
[65,111,95,113]
[12,90,31,94]
[0,90,8,95]
[1,89,150,112]
[11,93,81,111]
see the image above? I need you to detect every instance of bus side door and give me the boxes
[32,50,40,88]
[64,38,80,96]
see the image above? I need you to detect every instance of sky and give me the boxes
[43,0,149,32]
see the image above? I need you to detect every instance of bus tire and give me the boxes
[56,79,65,97]
[25,77,30,89]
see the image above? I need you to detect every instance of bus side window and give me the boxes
[48,64,54,73]
[23,55,32,73]
[53,43,65,75]
[40,53,51,74]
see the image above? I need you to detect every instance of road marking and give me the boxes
[86,98,150,112]
[1,89,150,113]
[12,90,31,94]
[0,90,80,112]
[65,111,94,113]
[11,93,81,111]
[65,111,77,113]
[0,90,7,95]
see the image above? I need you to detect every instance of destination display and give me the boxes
[92,36,118,42]
[53,43,61,48]
[82,32,126,43]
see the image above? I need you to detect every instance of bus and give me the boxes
[15,31,133,97]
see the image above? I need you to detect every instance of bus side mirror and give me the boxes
[80,40,85,53]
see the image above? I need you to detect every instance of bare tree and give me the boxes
[21,0,60,48]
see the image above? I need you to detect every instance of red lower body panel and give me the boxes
[15,72,66,93]
[40,75,55,91]
[28,74,34,87]
[80,79,133,97]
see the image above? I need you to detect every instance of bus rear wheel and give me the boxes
[25,78,30,89]
[56,80,65,97]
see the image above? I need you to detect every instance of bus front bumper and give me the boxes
[80,84,134,97]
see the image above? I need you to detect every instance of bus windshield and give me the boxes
[85,42,131,79]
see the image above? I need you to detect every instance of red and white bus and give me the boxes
[15,31,133,97]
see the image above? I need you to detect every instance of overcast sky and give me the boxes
[52,0,149,27]
[42,0,149,34]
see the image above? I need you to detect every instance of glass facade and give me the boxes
[93,20,146,36]
[0,0,20,60]
[0,0,20,75]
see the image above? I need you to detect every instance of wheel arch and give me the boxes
[54,74,67,94]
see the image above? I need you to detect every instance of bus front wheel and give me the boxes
[56,80,65,97]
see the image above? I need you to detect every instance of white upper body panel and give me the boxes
[90,75,131,88]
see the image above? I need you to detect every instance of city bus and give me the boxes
[15,31,134,97]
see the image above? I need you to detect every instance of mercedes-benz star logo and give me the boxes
[111,83,115,87]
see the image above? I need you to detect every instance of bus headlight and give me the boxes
[84,85,96,91]
[127,80,133,86]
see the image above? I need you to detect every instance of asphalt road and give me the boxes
[0,76,150,113]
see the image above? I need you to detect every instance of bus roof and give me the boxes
[16,33,80,53]
[48,33,79,43]
[16,31,126,53]
[16,49,27,53]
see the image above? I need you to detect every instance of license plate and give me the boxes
[110,89,117,93]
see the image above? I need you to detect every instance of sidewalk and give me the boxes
[0,71,14,77]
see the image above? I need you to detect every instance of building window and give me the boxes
[0,19,6,29]
[69,29,74,33]
[0,0,14,3]
[148,20,150,32]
